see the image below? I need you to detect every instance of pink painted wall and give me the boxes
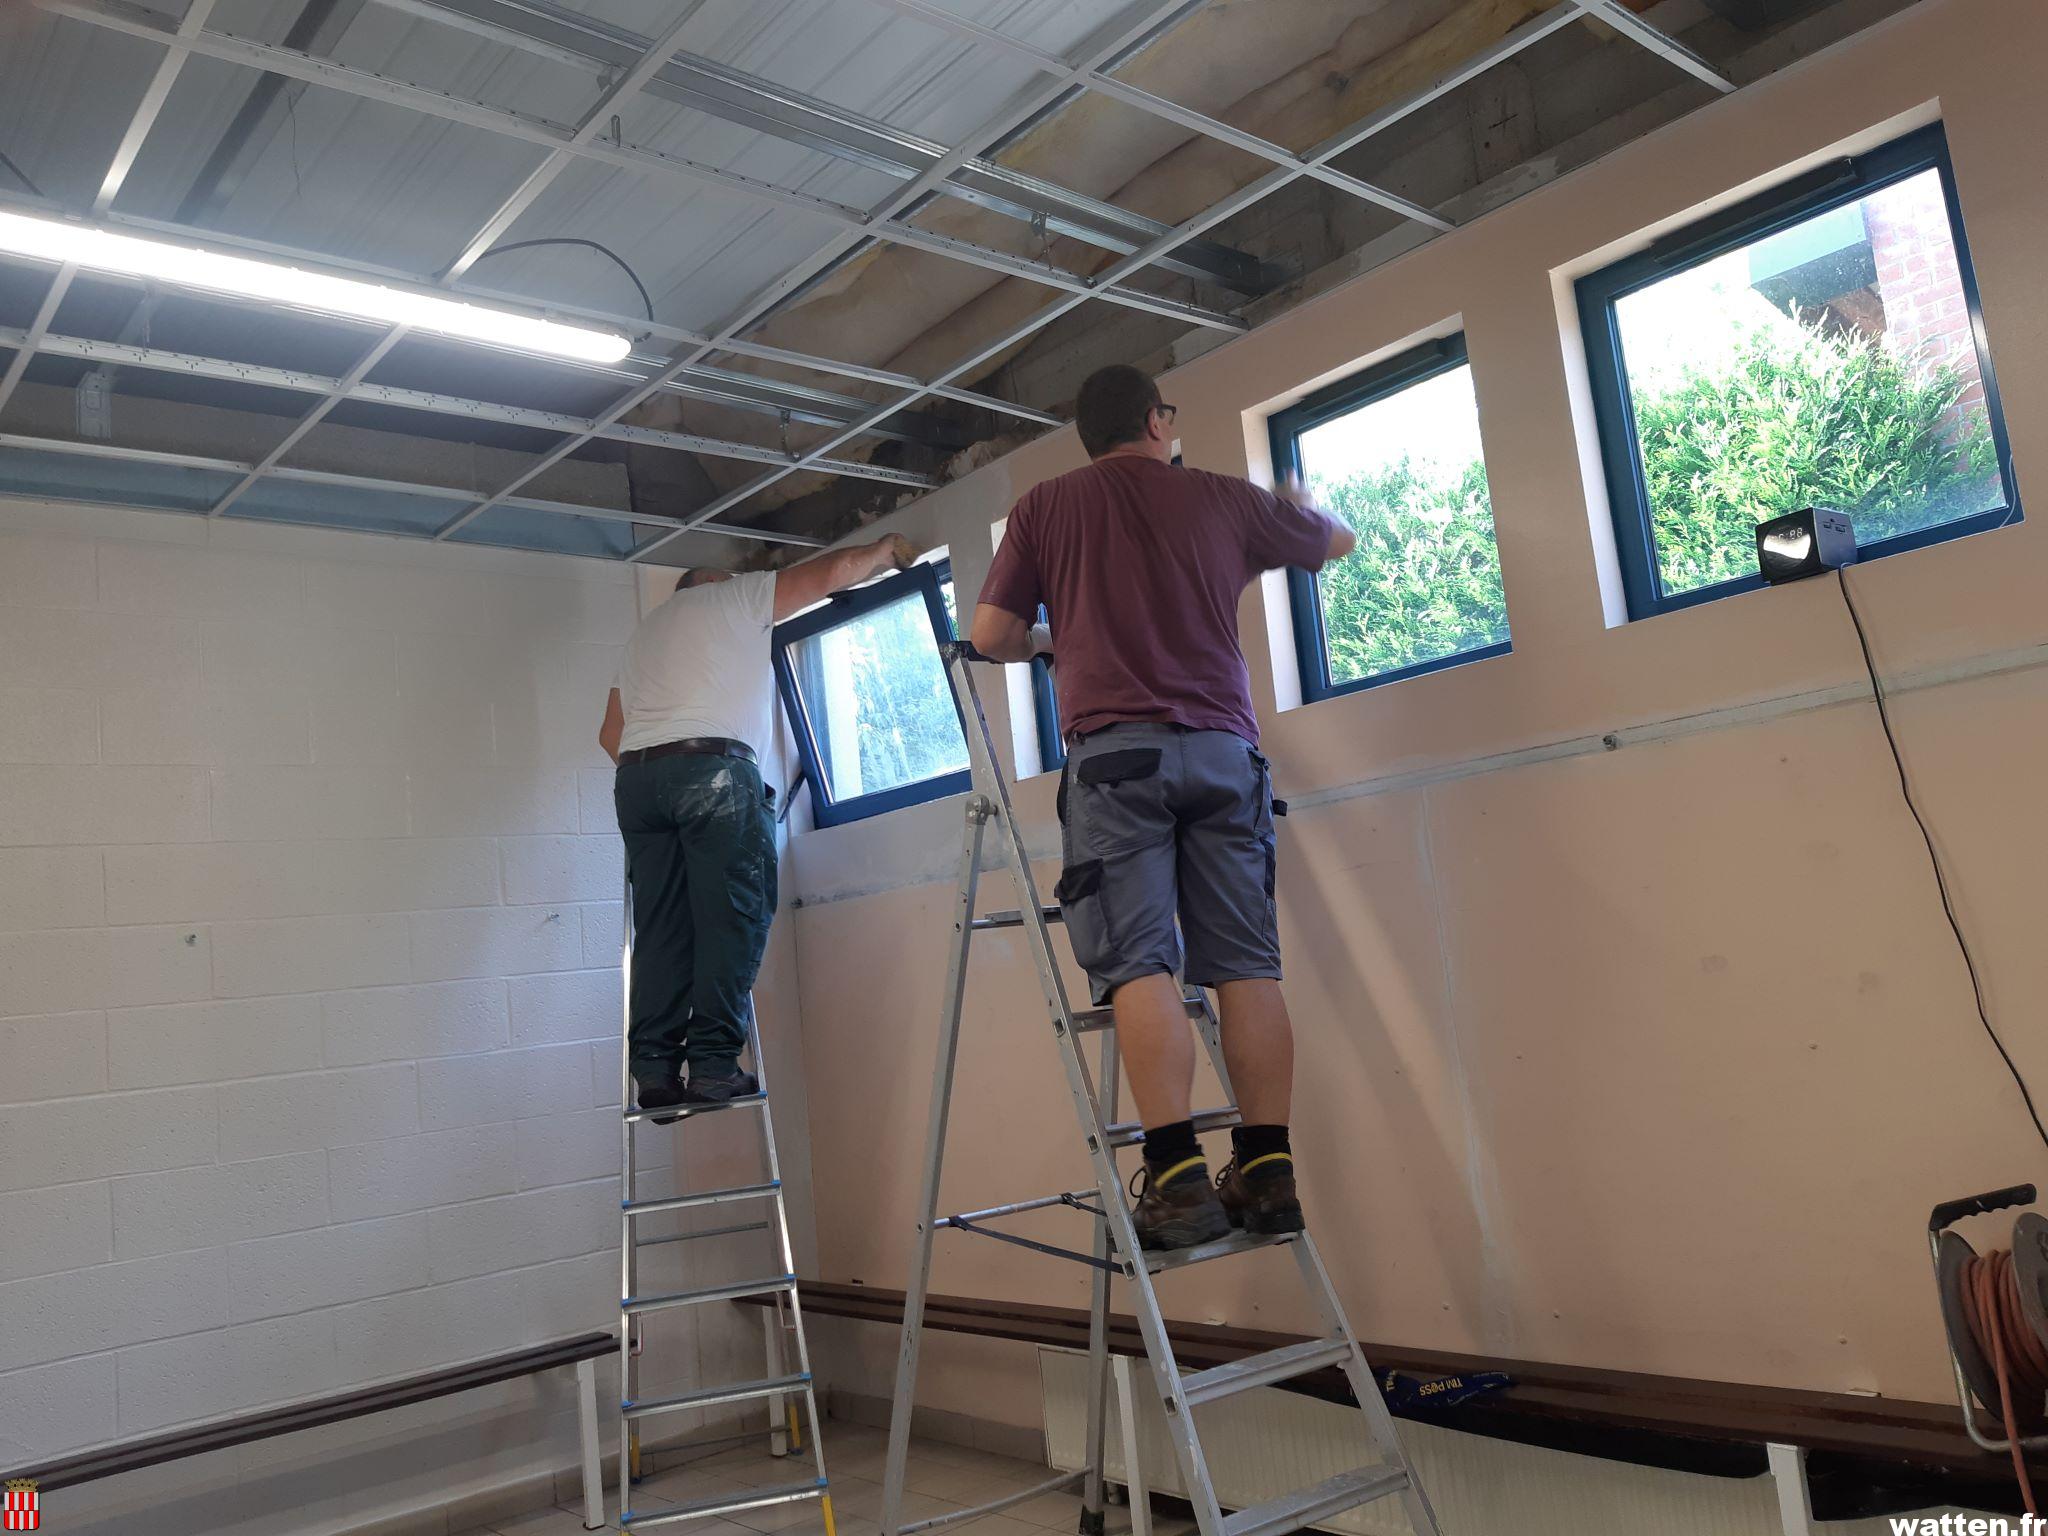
[782,0,2048,1424]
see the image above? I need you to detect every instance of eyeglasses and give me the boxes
[1154,402,1178,424]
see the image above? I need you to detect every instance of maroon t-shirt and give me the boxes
[979,455,1337,745]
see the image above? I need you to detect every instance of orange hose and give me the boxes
[1960,1247,2048,1512]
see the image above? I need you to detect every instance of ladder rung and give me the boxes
[972,904,1064,930]
[624,1179,780,1217]
[1145,1229,1296,1275]
[623,1479,826,1529]
[1180,1338,1353,1408]
[623,1274,795,1315]
[624,1371,810,1421]
[1072,995,1202,1035]
[1107,1104,1239,1148]
[1221,1465,1408,1536]
[622,1092,767,1125]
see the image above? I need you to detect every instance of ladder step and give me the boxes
[1145,1229,1296,1275]
[1107,1104,1239,1148]
[622,1092,767,1125]
[623,1274,795,1315]
[623,1479,826,1530]
[1179,1337,1354,1408]
[1072,995,1203,1035]
[973,904,1064,930]
[1221,1465,1409,1536]
[624,1179,780,1217]
[624,1371,811,1422]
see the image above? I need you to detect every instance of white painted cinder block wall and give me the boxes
[0,500,815,1535]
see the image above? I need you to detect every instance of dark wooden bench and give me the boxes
[758,1281,2033,1528]
[2,1331,617,1528]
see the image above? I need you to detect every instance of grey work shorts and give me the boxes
[1054,723,1281,1006]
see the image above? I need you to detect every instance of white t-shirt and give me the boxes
[615,572,780,779]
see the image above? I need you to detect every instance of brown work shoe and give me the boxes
[1217,1155,1305,1236]
[1130,1159,1232,1251]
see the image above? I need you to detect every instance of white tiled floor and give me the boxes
[454,1424,1194,1536]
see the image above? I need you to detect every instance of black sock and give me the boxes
[1232,1124,1291,1178]
[1142,1119,1204,1184]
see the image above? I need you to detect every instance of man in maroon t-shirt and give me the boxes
[971,364,1354,1251]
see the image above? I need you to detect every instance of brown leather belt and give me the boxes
[617,737,756,766]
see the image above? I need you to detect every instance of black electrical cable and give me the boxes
[469,237,654,332]
[1837,566,2048,1157]
[0,148,43,198]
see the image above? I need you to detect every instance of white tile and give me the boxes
[0,847,104,930]
[0,687,97,765]
[0,1182,113,1281]
[106,996,324,1089]
[210,912,411,998]
[227,1212,430,1322]
[411,906,582,982]
[116,1313,341,1435]
[411,767,578,837]
[507,970,619,1048]
[0,530,96,608]
[0,1011,107,1102]
[417,1045,593,1129]
[104,837,500,925]
[579,903,624,969]
[112,1151,331,1259]
[96,542,304,623]
[201,616,396,693]
[0,1248,227,1372]
[0,1084,217,1192]
[0,607,199,693]
[209,766,409,841]
[322,980,510,1065]
[216,1063,419,1160]
[0,926,211,1016]
[0,1355,117,1463]
[100,687,311,767]
[577,768,616,834]
[501,836,622,905]
[328,1125,520,1221]
[425,1179,613,1281]
[513,1109,620,1189]
[0,765,209,845]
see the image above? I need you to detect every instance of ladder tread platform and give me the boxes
[1221,1465,1408,1536]
[1179,1336,1353,1407]
[623,1478,827,1530]
[1071,995,1204,1035]
[622,1092,768,1125]
[1143,1229,1296,1275]
[623,1273,796,1315]
[973,905,1064,930]
[625,1370,812,1421]
[1107,1104,1240,1148]
[623,1178,781,1217]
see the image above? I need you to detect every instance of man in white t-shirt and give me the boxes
[599,534,913,1113]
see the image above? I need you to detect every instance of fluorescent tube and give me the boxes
[0,209,631,365]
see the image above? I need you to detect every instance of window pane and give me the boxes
[1616,167,2004,598]
[788,589,967,803]
[1295,363,1507,688]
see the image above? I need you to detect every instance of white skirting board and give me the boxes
[1036,1346,1975,1536]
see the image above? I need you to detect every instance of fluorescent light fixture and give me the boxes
[0,209,631,365]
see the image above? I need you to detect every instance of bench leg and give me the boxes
[1112,1355,1151,1536]
[578,1357,605,1531]
[1767,1443,1816,1536]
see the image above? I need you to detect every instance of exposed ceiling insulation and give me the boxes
[0,0,1909,566]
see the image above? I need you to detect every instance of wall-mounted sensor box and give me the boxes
[1756,506,1857,584]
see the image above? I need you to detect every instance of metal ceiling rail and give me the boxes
[0,324,939,489]
[90,207,1062,429]
[202,0,718,518]
[44,0,1248,336]
[371,0,1276,295]
[431,0,1224,544]
[0,0,218,419]
[1570,0,1735,92]
[628,0,1601,563]
[0,430,824,547]
[867,0,1452,233]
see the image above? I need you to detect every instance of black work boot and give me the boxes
[1130,1159,1232,1251]
[633,1070,689,1125]
[680,1060,760,1104]
[1217,1155,1305,1236]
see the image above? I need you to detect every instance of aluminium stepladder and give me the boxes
[879,644,1443,1536]
[614,872,836,1535]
